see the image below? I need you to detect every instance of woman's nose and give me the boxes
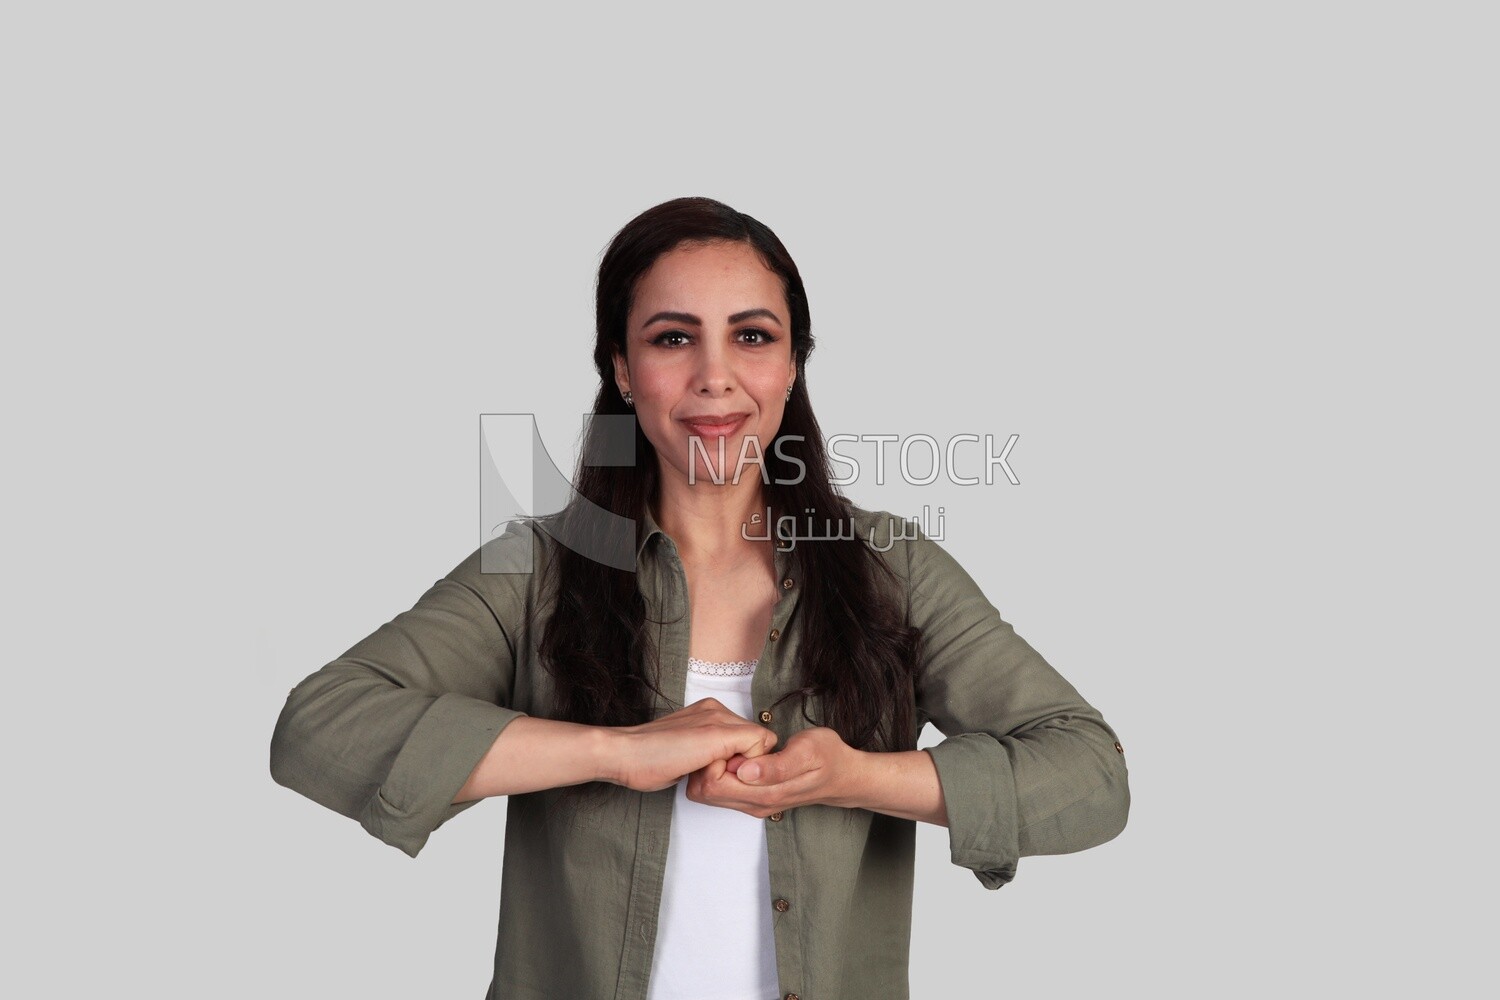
[693,343,735,395]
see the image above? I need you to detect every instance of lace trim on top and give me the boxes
[687,656,759,677]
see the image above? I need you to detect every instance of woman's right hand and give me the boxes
[604,698,779,793]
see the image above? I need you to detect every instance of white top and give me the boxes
[645,657,779,1000]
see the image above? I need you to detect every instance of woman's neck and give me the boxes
[653,476,771,565]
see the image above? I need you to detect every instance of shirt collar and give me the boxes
[637,500,798,582]
[637,501,666,562]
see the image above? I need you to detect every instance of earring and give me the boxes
[622,390,634,407]
[785,385,794,401]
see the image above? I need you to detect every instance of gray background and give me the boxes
[4,3,1493,997]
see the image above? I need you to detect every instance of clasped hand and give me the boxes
[689,724,864,817]
[611,697,865,817]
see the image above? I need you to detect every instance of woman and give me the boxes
[270,196,1130,1000]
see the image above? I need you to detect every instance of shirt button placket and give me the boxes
[766,578,799,1000]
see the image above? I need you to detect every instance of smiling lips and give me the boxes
[679,413,750,439]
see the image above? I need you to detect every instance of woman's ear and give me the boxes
[612,349,630,397]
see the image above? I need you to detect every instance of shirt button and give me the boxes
[769,628,781,641]
[782,577,794,589]
[1114,741,1124,754]
[785,994,800,1000]
[769,811,783,821]
[759,709,773,723]
[774,898,791,912]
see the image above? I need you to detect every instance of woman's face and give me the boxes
[614,239,797,489]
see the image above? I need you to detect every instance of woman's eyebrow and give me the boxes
[728,307,783,325]
[639,307,784,330]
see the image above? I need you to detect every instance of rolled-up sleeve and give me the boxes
[905,522,1130,889]
[269,522,533,858]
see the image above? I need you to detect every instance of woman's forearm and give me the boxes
[453,716,616,803]
[844,749,950,826]
[453,722,953,822]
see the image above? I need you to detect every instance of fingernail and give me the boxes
[740,762,760,782]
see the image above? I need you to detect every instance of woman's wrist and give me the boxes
[835,748,949,827]
[591,726,629,786]
[829,746,876,809]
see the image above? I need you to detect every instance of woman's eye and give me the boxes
[651,328,775,347]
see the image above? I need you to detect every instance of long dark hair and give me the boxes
[538,196,922,803]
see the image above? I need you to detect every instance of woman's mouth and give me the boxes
[679,413,750,439]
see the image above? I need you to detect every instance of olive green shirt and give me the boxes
[269,504,1130,1000]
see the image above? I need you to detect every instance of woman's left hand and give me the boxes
[684,726,868,817]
